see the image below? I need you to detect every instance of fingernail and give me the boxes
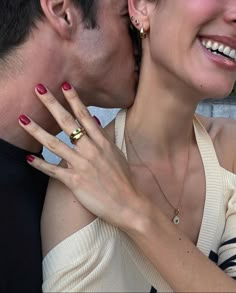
[36,84,47,95]
[19,115,31,126]
[26,155,35,163]
[62,82,72,91]
[93,116,101,126]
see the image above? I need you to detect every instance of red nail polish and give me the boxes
[62,82,72,91]
[93,116,101,126]
[19,115,31,126]
[26,155,35,163]
[36,84,47,95]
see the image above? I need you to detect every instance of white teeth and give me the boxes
[206,40,212,49]
[202,39,206,46]
[223,46,231,56]
[201,38,236,61]
[212,42,219,51]
[229,49,236,59]
[218,44,224,52]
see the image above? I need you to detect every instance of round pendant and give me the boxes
[172,215,180,225]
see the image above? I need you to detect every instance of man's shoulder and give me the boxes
[196,114,236,173]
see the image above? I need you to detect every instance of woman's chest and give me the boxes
[129,154,207,244]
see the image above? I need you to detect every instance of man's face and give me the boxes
[69,0,138,108]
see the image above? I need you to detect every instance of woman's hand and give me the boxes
[19,83,144,230]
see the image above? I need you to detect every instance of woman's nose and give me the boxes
[223,2,236,26]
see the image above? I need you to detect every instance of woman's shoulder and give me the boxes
[196,113,236,174]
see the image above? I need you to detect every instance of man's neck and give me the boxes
[0,41,66,152]
[0,81,61,153]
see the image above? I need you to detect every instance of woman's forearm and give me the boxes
[125,203,236,292]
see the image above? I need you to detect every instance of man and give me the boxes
[0,0,137,291]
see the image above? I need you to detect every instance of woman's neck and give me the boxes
[126,60,202,159]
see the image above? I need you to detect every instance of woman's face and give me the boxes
[144,0,236,98]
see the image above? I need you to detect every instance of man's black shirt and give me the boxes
[0,139,48,292]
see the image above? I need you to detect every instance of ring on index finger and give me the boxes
[70,127,86,144]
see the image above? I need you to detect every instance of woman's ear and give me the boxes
[40,0,78,40]
[128,0,152,32]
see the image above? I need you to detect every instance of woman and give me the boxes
[19,0,236,291]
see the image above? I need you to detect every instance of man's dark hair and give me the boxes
[0,0,97,59]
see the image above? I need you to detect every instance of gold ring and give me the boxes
[70,127,86,144]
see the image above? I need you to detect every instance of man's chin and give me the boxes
[77,87,136,109]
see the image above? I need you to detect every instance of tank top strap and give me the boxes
[193,115,220,168]
[114,109,128,158]
[193,115,223,256]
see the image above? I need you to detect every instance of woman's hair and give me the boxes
[0,0,97,59]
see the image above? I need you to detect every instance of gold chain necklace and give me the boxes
[126,131,191,225]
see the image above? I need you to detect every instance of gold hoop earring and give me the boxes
[140,27,147,39]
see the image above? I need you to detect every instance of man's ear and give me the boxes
[40,0,79,39]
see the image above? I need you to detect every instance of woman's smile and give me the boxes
[199,35,236,70]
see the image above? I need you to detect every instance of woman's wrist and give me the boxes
[121,193,158,239]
